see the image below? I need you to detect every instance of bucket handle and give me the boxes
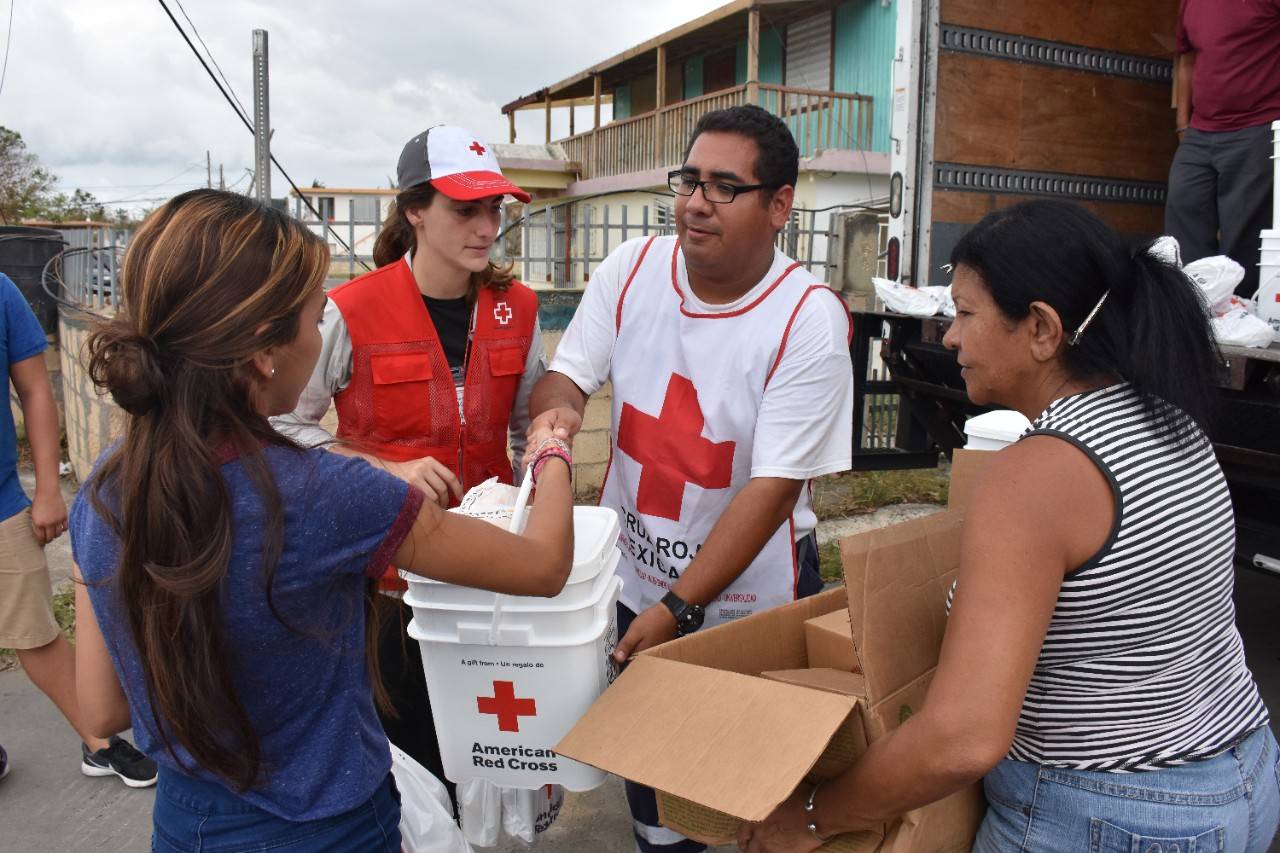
[487,473,536,644]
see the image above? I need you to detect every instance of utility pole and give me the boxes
[207,150,212,188]
[219,164,225,191]
[253,29,271,204]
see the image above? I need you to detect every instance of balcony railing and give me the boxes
[559,83,874,180]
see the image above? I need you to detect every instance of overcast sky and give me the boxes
[1,0,725,212]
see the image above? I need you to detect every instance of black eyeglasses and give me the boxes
[667,170,779,204]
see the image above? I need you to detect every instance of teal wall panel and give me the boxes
[684,55,704,100]
[734,28,784,85]
[613,84,631,120]
[833,0,895,152]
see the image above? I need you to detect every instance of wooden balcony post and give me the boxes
[746,8,760,104]
[592,74,602,180]
[593,74,602,129]
[655,44,667,167]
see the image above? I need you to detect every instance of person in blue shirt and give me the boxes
[69,189,576,851]
[0,271,154,787]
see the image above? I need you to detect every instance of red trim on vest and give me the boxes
[763,285,849,391]
[615,236,658,332]
[331,260,537,487]
[668,241,804,319]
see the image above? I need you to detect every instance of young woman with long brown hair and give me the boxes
[69,189,575,850]
[272,125,546,796]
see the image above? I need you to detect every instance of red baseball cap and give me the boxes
[396,125,532,203]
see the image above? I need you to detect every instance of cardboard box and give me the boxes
[804,609,859,673]
[556,453,992,851]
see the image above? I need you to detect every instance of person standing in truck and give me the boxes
[271,125,546,801]
[526,105,854,853]
[1165,0,1280,297]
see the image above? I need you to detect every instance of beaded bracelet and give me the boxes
[531,447,572,484]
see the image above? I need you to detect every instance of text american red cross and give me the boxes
[469,141,486,156]
[616,373,735,522]
[477,680,536,732]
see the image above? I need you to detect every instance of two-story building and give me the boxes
[498,0,896,290]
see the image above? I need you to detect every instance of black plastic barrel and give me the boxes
[0,225,65,334]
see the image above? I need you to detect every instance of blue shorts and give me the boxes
[976,725,1280,853]
[151,766,401,852]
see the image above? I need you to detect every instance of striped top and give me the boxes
[976,383,1267,772]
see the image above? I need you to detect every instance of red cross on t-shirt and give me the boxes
[469,141,486,156]
[477,680,536,732]
[616,373,735,522]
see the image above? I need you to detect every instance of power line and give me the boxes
[171,0,252,127]
[153,0,366,269]
[0,0,15,100]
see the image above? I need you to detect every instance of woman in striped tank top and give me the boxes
[740,201,1278,853]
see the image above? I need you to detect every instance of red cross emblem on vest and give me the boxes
[477,680,536,732]
[494,301,512,326]
[469,141,486,156]
[616,373,735,521]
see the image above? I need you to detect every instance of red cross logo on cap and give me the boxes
[616,374,735,521]
[477,680,536,732]
[494,301,512,326]
[469,141,486,156]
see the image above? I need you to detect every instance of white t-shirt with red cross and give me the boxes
[550,236,854,627]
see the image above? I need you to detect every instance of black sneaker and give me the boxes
[81,736,157,788]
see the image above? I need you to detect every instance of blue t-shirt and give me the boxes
[71,444,424,821]
[0,272,50,522]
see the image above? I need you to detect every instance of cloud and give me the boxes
[1,0,724,208]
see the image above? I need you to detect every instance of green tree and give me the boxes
[0,126,58,224]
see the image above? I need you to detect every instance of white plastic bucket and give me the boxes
[963,409,1031,451]
[407,576,621,791]
[403,549,622,645]
[401,506,621,610]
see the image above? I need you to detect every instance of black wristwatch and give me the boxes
[660,591,705,637]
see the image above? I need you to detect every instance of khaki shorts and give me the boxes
[0,507,60,649]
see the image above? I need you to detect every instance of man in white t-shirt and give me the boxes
[527,105,854,853]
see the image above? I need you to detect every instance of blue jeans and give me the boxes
[151,766,401,852]
[976,726,1280,852]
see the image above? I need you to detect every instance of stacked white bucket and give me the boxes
[403,484,623,792]
[963,409,1032,451]
[1257,120,1280,332]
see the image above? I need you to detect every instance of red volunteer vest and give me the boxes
[330,259,538,489]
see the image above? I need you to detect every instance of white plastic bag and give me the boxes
[1211,307,1276,348]
[501,784,564,844]
[921,285,956,318]
[872,277,944,317]
[390,745,473,853]
[1184,255,1245,313]
[459,779,564,847]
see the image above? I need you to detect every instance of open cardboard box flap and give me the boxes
[555,654,857,821]
[842,511,963,703]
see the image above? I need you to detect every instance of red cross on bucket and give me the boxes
[616,373,735,521]
[469,141,486,156]
[477,680,536,732]
[494,301,513,325]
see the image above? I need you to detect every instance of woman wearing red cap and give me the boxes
[273,125,546,801]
